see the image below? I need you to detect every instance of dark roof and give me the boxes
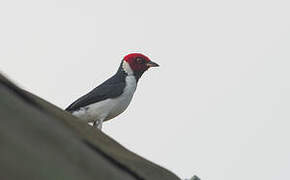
[0,73,181,180]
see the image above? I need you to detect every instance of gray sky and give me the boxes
[1,0,290,179]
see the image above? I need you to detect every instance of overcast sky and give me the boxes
[1,0,290,179]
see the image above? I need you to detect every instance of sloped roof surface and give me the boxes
[0,74,181,180]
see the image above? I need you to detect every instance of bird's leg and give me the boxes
[93,119,103,130]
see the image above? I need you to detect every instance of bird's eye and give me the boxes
[136,57,144,64]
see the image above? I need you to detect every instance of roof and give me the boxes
[0,73,181,180]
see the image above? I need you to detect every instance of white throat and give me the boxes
[122,61,134,76]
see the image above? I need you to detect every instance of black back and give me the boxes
[65,62,127,112]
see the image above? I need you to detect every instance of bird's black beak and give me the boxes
[146,61,159,68]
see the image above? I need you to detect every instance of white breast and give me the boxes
[105,75,137,120]
[72,75,137,122]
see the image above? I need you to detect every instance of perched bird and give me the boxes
[65,53,159,129]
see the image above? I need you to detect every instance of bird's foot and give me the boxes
[93,120,103,130]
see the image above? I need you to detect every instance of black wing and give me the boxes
[65,73,126,112]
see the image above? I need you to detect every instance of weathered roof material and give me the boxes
[0,73,181,180]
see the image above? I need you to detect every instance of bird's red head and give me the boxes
[123,53,159,74]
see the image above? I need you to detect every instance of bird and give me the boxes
[65,53,159,129]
